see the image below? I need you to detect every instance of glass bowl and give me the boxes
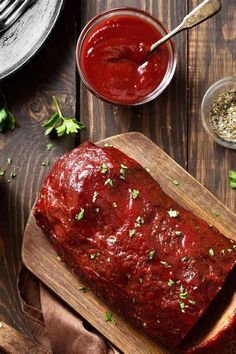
[201,76,236,150]
[76,7,177,106]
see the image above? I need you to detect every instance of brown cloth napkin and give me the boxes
[18,266,120,354]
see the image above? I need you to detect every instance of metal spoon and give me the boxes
[149,0,222,54]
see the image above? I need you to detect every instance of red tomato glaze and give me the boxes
[35,142,236,348]
[80,15,169,104]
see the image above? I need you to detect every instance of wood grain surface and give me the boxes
[0,0,235,348]
[188,0,236,211]
[0,0,77,335]
[0,321,51,354]
[22,132,236,354]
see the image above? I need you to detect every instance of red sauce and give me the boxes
[35,141,236,348]
[80,15,170,105]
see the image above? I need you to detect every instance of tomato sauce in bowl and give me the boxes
[77,8,176,106]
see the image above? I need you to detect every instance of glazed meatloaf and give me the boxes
[34,142,236,348]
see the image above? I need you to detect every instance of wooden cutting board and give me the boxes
[22,132,236,354]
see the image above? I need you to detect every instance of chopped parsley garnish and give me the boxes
[104,312,117,324]
[160,261,171,268]
[172,180,179,186]
[10,171,17,178]
[56,256,61,262]
[134,216,144,228]
[179,285,188,299]
[131,189,139,199]
[104,143,113,147]
[100,162,108,174]
[179,301,185,313]
[148,250,156,260]
[78,286,89,293]
[105,178,113,186]
[167,279,175,286]
[42,96,85,137]
[112,202,117,208]
[7,158,12,165]
[129,229,135,238]
[167,209,179,218]
[90,253,98,259]
[175,230,182,236]
[119,164,127,179]
[92,191,99,203]
[188,299,196,305]
[75,208,84,221]
[0,170,5,176]
[179,292,188,300]
[181,256,188,262]
[229,170,236,189]
[208,248,215,256]
[42,160,50,167]
[46,143,53,151]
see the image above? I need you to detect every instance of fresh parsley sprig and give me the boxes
[0,94,16,132]
[42,96,85,137]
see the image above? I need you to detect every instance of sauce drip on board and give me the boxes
[80,15,169,104]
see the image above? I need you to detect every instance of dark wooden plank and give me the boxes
[80,0,188,168]
[0,0,77,333]
[188,0,236,212]
[0,321,51,354]
[22,132,236,354]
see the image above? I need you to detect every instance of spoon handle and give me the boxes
[150,0,222,52]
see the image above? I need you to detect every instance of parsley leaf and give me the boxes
[42,96,85,137]
[148,250,156,260]
[167,209,179,218]
[129,229,135,238]
[131,189,139,199]
[104,312,117,324]
[10,171,17,179]
[167,279,175,286]
[75,208,84,221]
[47,143,53,151]
[100,162,108,174]
[78,286,89,293]
[229,170,236,189]
[208,248,215,256]
[0,96,16,133]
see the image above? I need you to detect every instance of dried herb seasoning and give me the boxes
[210,91,236,143]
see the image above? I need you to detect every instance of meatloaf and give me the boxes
[34,141,236,348]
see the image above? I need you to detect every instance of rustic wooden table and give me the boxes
[0,0,235,350]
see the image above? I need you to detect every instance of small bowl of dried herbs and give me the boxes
[201,76,236,149]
